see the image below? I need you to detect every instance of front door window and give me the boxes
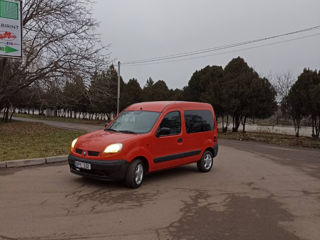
[157,111,181,137]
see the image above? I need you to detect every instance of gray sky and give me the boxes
[93,0,320,89]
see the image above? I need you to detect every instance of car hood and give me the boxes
[76,130,137,152]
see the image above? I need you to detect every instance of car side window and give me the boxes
[157,111,181,137]
[184,110,214,134]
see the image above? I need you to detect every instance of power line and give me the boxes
[122,25,320,65]
[124,32,320,66]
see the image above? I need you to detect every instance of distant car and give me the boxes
[68,101,218,188]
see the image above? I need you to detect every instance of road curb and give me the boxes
[46,155,68,164]
[0,161,6,168]
[0,155,68,169]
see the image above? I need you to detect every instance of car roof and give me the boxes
[126,101,213,112]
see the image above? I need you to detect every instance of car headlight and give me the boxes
[104,143,123,153]
[71,138,78,150]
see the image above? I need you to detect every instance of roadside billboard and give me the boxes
[0,0,22,58]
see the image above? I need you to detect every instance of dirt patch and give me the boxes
[161,191,300,240]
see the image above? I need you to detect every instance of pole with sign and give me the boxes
[0,0,22,58]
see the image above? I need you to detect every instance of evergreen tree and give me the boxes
[121,78,142,109]
[89,65,124,113]
[287,69,320,137]
[63,75,89,115]
[142,78,170,101]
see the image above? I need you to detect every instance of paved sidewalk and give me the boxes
[11,116,104,132]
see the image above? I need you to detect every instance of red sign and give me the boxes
[0,31,16,40]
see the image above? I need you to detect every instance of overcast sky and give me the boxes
[93,0,320,89]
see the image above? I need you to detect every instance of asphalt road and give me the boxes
[1,137,320,240]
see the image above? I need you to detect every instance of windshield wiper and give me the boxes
[118,130,136,134]
[105,128,118,132]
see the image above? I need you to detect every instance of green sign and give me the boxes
[0,45,17,53]
[0,0,21,58]
[0,0,18,20]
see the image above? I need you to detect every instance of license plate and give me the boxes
[75,161,91,170]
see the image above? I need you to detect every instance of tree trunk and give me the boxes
[232,115,235,132]
[311,116,315,137]
[225,115,229,132]
[317,116,320,138]
[3,107,9,122]
[293,119,301,137]
[9,110,14,120]
[221,115,226,133]
[242,116,247,133]
[315,115,320,138]
[232,115,241,132]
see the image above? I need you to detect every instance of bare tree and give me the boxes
[273,72,295,104]
[0,0,108,121]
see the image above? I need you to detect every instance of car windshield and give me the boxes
[106,111,160,134]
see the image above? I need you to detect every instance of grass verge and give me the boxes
[13,113,106,125]
[0,121,85,161]
[219,131,320,149]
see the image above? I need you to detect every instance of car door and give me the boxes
[182,110,214,163]
[150,110,185,170]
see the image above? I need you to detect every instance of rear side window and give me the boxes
[158,111,181,136]
[184,110,214,133]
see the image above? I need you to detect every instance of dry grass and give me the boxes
[0,121,85,161]
[219,130,320,149]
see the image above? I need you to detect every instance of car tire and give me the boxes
[125,159,144,188]
[197,150,213,172]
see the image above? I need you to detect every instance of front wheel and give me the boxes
[125,159,144,188]
[197,150,213,172]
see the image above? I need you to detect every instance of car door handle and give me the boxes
[177,138,183,143]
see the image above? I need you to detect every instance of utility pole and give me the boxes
[117,61,121,115]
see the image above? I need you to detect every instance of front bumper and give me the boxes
[68,154,129,181]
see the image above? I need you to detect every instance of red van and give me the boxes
[68,101,218,188]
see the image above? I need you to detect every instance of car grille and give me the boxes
[88,151,100,157]
[75,148,82,154]
[75,148,100,157]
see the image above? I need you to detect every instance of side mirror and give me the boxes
[156,127,171,137]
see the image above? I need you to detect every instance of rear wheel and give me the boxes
[197,150,213,172]
[125,159,144,188]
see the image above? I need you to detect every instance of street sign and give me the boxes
[0,0,22,58]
